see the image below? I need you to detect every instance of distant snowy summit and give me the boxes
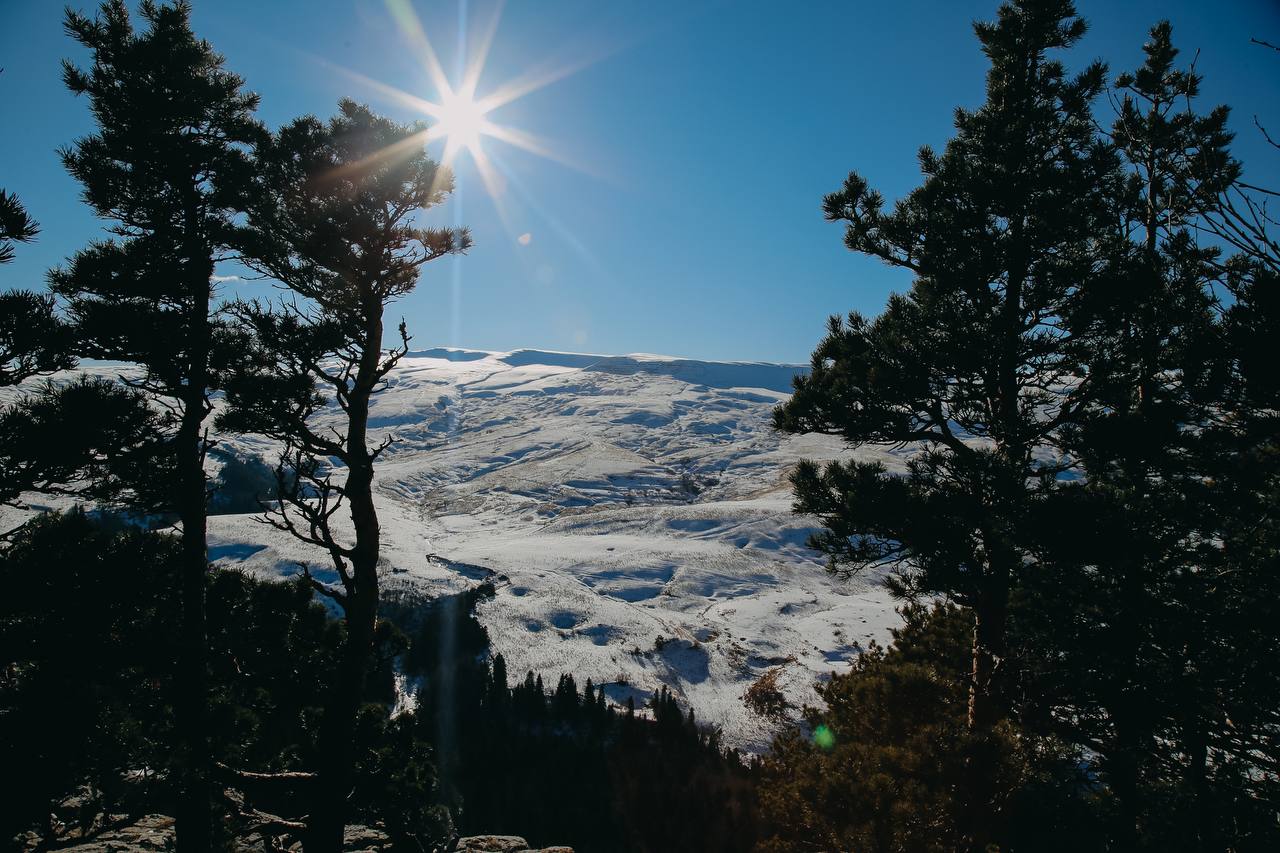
[407,347,808,395]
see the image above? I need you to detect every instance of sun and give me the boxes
[433,90,493,162]
[321,0,615,200]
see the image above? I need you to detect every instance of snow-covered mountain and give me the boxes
[9,348,912,752]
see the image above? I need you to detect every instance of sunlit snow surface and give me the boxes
[5,348,912,752]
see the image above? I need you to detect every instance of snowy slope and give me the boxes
[4,348,911,752]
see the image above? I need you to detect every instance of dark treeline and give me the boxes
[0,510,450,850]
[1,0,1278,851]
[381,586,761,853]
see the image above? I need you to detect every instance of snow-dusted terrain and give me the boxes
[5,348,910,752]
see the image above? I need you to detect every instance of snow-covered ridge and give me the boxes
[408,346,807,394]
[6,347,905,752]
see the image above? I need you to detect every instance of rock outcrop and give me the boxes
[456,836,573,853]
[31,816,574,853]
[21,814,175,852]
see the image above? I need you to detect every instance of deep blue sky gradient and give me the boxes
[2,0,1278,362]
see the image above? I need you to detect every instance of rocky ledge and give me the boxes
[455,836,572,853]
[27,815,572,852]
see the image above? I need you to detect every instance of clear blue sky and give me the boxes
[3,0,1278,363]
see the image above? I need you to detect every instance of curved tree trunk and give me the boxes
[307,311,384,853]
[308,551,378,852]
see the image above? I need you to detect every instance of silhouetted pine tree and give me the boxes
[773,1,1119,846]
[1200,36,1280,272]
[0,290,74,387]
[0,510,183,844]
[1,510,452,849]
[1010,22,1254,848]
[1206,192,1280,836]
[0,191,154,527]
[1199,43,1280,831]
[487,653,510,712]
[0,188,149,521]
[0,377,159,517]
[217,100,467,851]
[0,191,74,385]
[0,188,38,266]
[47,3,263,848]
[0,181,158,523]
[1085,23,1274,845]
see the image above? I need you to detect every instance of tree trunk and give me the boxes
[960,225,1023,849]
[962,568,1010,852]
[173,288,213,853]
[1109,550,1147,850]
[1184,716,1209,852]
[307,309,384,852]
[967,583,1009,731]
[1110,701,1142,850]
[307,546,377,852]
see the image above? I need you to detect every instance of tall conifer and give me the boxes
[0,192,73,385]
[773,2,1118,846]
[49,3,263,848]
[219,100,467,851]
[0,188,155,527]
[1020,22,1243,845]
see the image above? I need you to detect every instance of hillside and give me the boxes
[5,348,909,751]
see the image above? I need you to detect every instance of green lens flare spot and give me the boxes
[812,724,835,751]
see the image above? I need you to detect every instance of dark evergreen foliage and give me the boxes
[0,511,180,846]
[46,3,265,848]
[216,99,468,850]
[381,587,763,853]
[206,448,283,515]
[0,189,77,444]
[773,1,1120,845]
[0,291,74,387]
[0,175,152,530]
[1006,21,1278,849]
[0,377,159,515]
[0,188,39,266]
[758,603,1104,852]
[774,4,1280,850]
[0,512,452,851]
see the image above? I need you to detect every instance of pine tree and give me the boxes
[554,673,580,715]
[1016,22,1245,846]
[773,2,1119,847]
[0,292,74,388]
[1205,47,1280,818]
[1157,27,1280,848]
[1200,36,1280,273]
[0,188,39,266]
[218,100,466,851]
[0,376,159,517]
[487,653,509,712]
[0,192,156,528]
[0,192,74,386]
[48,3,263,848]
[0,180,155,519]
